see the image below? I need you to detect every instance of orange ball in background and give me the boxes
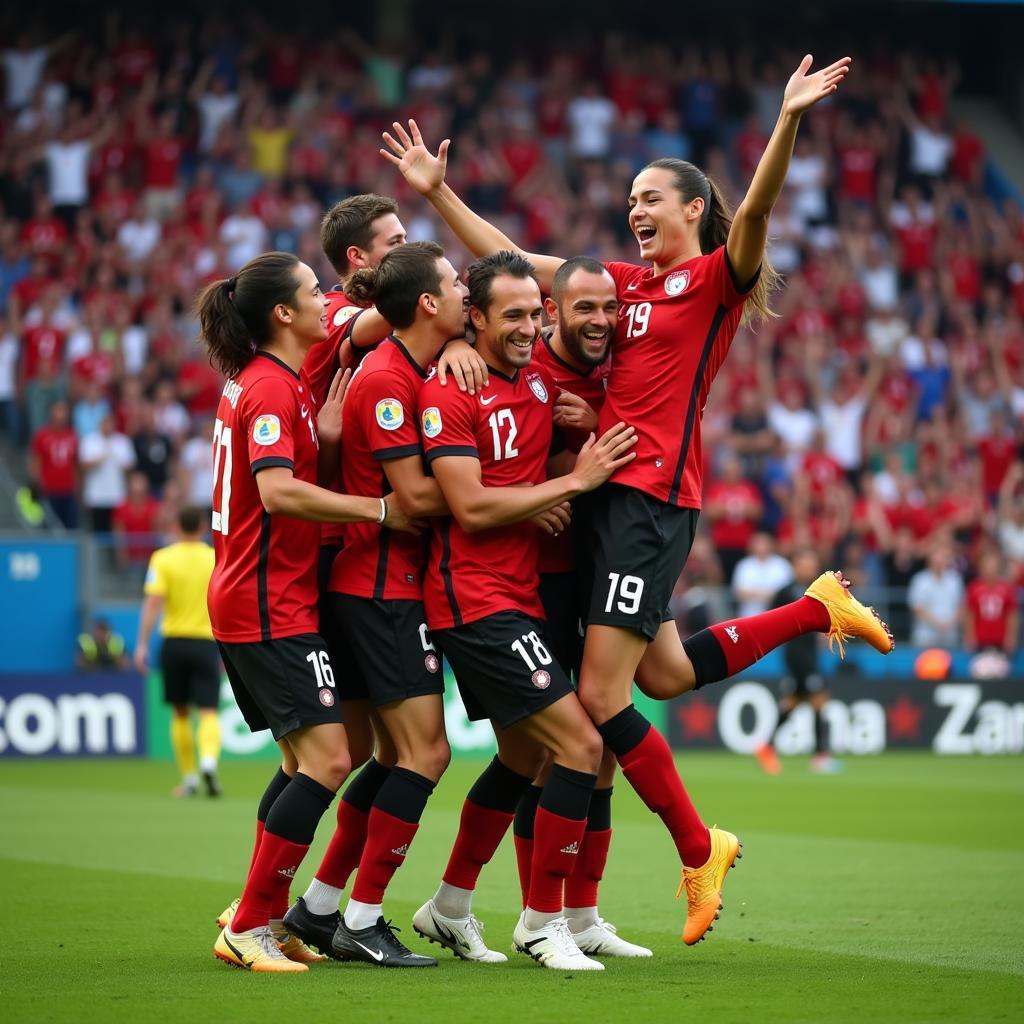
[914,648,952,680]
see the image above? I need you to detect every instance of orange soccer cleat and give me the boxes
[804,571,894,658]
[214,925,309,973]
[677,826,742,945]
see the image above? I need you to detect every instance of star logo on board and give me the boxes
[887,695,924,741]
[676,695,717,740]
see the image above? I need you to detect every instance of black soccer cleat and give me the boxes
[331,916,438,967]
[282,897,347,960]
[202,770,223,798]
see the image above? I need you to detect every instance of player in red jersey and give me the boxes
[965,549,1018,657]
[385,55,894,947]
[196,250,416,973]
[284,243,469,967]
[412,251,637,971]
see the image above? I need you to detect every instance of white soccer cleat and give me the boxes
[512,912,604,971]
[411,899,507,963]
[571,918,653,958]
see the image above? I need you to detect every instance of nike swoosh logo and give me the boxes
[480,394,498,405]
[300,405,309,418]
[432,915,468,949]
[353,939,385,962]
[223,933,255,967]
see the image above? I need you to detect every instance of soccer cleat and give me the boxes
[216,897,240,929]
[332,916,437,967]
[571,918,653,958]
[282,897,347,961]
[810,754,844,775]
[270,920,328,964]
[173,781,198,798]
[412,899,507,963]
[512,912,604,971]
[804,570,894,658]
[755,742,782,776]
[202,770,223,797]
[677,826,741,946]
[213,924,308,972]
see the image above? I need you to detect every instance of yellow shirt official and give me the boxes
[144,541,215,640]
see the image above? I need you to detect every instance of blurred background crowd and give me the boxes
[1,6,1022,653]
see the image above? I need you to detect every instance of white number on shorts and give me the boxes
[305,649,335,688]
[604,572,645,615]
[211,417,233,535]
[624,302,651,338]
[418,622,436,653]
[510,630,553,672]
[487,409,519,461]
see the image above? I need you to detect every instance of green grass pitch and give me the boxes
[2,753,1022,1023]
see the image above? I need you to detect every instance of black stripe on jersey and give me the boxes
[668,304,728,506]
[258,511,272,640]
[426,445,479,463]
[373,471,392,600]
[389,336,430,378]
[254,350,300,379]
[373,443,422,462]
[723,249,762,295]
[439,520,463,626]
[252,456,294,474]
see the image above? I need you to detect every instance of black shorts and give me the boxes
[539,572,583,680]
[326,594,444,707]
[217,632,343,740]
[318,544,352,666]
[433,611,574,729]
[161,637,220,708]
[780,672,826,698]
[586,483,699,641]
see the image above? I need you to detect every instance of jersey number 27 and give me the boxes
[211,417,232,535]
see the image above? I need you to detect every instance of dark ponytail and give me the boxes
[196,251,301,377]
[644,158,782,325]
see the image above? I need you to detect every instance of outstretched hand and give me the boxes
[380,119,449,196]
[783,55,852,117]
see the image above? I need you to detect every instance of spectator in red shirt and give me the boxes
[20,285,66,437]
[113,469,161,568]
[977,409,1019,503]
[29,398,78,527]
[139,111,183,221]
[18,196,68,260]
[964,549,1019,655]
[705,454,764,581]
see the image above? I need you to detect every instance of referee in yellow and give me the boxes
[135,505,222,797]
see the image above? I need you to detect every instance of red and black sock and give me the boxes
[598,705,711,867]
[564,786,612,909]
[528,765,596,913]
[443,756,534,891]
[247,766,292,877]
[233,772,335,932]
[350,767,435,905]
[314,758,391,890]
[512,785,544,908]
[683,598,831,688]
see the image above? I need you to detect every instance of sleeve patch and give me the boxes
[334,305,362,327]
[421,406,443,438]
[375,398,405,431]
[252,414,282,446]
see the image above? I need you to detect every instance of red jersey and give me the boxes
[22,325,66,380]
[966,580,1017,649]
[303,289,370,403]
[207,352,321,643]
[705,479,762,551]
[32,426,77,494]
[329,338,430,600]
[600,246,754,507]
[113,498,161,561]
[532,332,609,574]
[419,358,559,630]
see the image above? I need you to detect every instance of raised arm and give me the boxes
[728,55,851,284]
[381,119,565,293]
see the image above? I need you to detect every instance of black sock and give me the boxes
[264,773,336,845]
[596,704,651,758]
[468,755,535,813]
[539,764,597,820]
[257,766,292,823]
[814,710,827,755]
[682,630,730,688]
[373,767,436,824]
[340,758,391,813]
[513,784,544,839]
[586,786,613,832]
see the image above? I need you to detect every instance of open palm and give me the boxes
[784,55,852,116]
[381,119,450,195]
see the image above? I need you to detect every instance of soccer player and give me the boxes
[384,55,894,947]
[754,549,842,776]
[284,243,468,967]
[134,504,221,798]
[412,251,637,971]
[197,251,417,973]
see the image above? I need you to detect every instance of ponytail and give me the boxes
[644,158,783,326]
[195,251,301,377]
[346,266,378,308]
[346,241,444,328]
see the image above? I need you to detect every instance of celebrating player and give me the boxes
[384,54,895,947]
[198,251,416,973]
[285,243,469,967]
[412,251,637,971]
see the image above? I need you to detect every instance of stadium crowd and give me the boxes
[1,16,1021,649]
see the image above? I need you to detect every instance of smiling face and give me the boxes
[471,273,543,376]
[356,213,407,270]
[432,257,470,339]
[277,261,329,348]
[628,166,704,272]
[549,268,618,367]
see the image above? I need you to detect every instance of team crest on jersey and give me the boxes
[424,653,440,674]
[527,374,549,403]
[252,414,281,446]
[532,670,551,690]
[422,406,442,438]
[665,269,691,296]
[333,305,362,327]
[319,688,335,707]
[375,398,404,431]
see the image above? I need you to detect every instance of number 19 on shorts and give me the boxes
[605,572,645,615]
